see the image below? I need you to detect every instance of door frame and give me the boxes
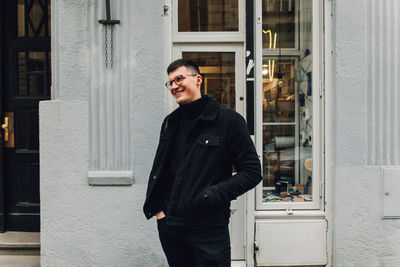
[0,0,5,233]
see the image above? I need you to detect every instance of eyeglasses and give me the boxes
[165,74,198,90]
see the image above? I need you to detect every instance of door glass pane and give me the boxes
[262,0,313,203]
[17,0,25,36]
[18,52,27,96]
[182,52,235,109]
[28,0,45,36]
[178,0,238,32]
[18,0,49,37]
[263,0,296,49]
[28,52,46,96]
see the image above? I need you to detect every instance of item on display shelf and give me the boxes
[263,191,312,202]
[283,196,292,202]
[299,194,312,201]
[304,176,312,194]
[300,130,306,144]
[305,158,312,171]
[294,196,305,202]
[302,139,309,148]
[275,136,295,148]
[303,108,311,121]
[275,180,288,193]
[276,99,295,112]
[307,72,312,96]
[296,184,305,193]
[299,93,305,106]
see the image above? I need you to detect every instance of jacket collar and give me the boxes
[168,95,219,123]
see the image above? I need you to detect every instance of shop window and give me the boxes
[178,0,238,32]
[259,0,317,206]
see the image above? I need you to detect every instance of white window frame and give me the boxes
[172,0,246,43]
[254,0,325,211]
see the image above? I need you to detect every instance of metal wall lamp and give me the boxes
[98,0,120,68]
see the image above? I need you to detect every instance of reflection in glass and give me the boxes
[178,0,238,32]
[18,52,27,96]
[262,0,313,203]
[263,58,296,123]
[182,52,235,110]
[18,52,50,97]
[28,52,46,96]
[17,0,25,37]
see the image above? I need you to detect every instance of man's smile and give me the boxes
[173,87,185,97]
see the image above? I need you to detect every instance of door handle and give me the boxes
[1,117,9,142]
[1,113,14,147]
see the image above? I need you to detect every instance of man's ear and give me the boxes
[196,74,203,87]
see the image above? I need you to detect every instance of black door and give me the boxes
[0,0,50,232]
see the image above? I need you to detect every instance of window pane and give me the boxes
[262,0,313,203]
[182,52,235,110]
[263,0,296,49]
[263,58,296,123]
[17,0,25,36]
[178,0,238,32]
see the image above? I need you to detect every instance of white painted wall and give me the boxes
[333,0,400,266]
[40,0,167,266]
[39,0,400,266]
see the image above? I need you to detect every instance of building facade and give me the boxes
[1,0,400,266]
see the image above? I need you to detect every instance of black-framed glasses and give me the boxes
[165,74,198,90]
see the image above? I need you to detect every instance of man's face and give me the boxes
[168,66,202,104]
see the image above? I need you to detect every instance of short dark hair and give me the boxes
[167,59,201,75]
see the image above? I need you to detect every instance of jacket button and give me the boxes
[153,175,157,180]
[205,140,209,144]
[203,193,208,198]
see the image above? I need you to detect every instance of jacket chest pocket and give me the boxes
[197,134,221,147]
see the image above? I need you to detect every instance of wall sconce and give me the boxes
[98,0,120,68]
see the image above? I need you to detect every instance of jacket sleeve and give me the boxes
[207,112,262,204]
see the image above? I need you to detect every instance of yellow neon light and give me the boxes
[263,30,278,81]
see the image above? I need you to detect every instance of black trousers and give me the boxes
[157,219,231,267]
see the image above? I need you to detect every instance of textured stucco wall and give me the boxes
[333,1,400,266]
[40,0,166,266]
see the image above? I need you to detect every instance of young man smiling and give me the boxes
[143,59,261,267]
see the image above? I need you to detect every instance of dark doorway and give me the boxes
[0,0,51,232]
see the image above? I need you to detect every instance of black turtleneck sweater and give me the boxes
[162,96,208,211]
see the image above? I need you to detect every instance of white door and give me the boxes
[173,44,247,260]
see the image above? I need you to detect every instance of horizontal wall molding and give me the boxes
[88,171,133,186]
[366,0,400,166]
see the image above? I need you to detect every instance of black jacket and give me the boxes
[143,96,262,224]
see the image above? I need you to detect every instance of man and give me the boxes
[143,59,261,267]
